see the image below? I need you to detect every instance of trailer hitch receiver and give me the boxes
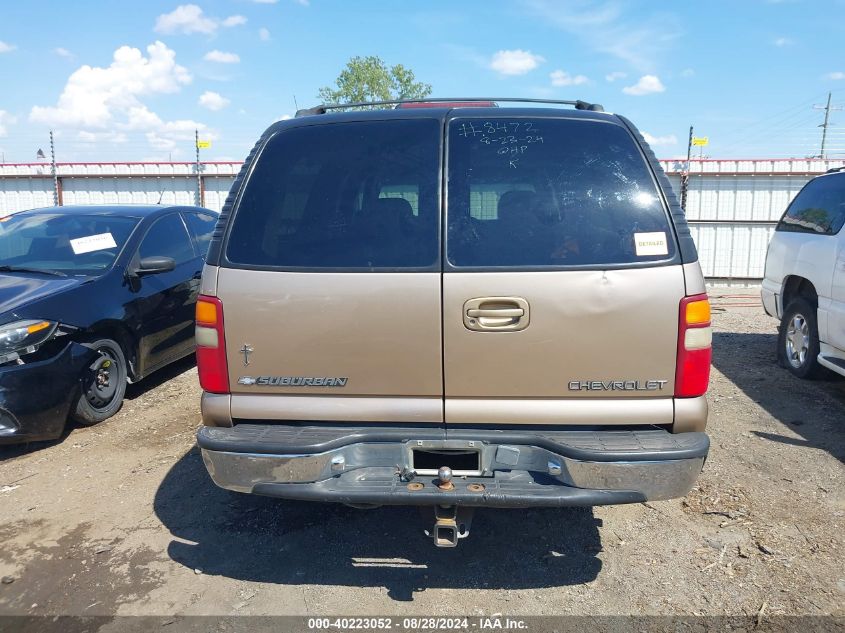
[424,505,475,548]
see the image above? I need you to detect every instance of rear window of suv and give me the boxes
[226,119,440,269]
[446,118,675,268]
[776,173,845,235]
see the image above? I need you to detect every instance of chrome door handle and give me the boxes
[466,308,524,318]
[463,297,530,332]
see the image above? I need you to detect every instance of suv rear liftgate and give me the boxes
[195,98,711,547]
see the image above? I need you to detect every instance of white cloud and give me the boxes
[222,15,247,27]
[773,37,792,47]
[680,68,695,78]
[122,105,164,131]
[155,4,217,34]
[642,132,678,146]
[605,71,626,82]
[824,71,844,80]
[490,49,545,76]
[28,41,208,154]
[54,47,73,58]
[524,1,680,72]
[204,50,240,64]
[154,4,246,35]
[259,27,271,41]
[0,110,16,137]
[199,91,230,111]
[622,74,665,96]
[30,42,191,128]
[251,0,278,3]
[147,119,213,152]
[77,130,128,144]
[549,69,589,86]
[0,41,16,53]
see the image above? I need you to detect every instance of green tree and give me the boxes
[317,56,432,106]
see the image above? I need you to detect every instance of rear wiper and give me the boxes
[0,265,68,277]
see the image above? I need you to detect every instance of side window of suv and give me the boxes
[225,120,440,269]
[447,118,675,268]
[138,213,195,265]
[777,174,845,235]
[183,211,218,260]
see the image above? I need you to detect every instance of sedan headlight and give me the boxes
[0,320,59,364]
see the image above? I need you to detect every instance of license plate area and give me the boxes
[408,440,483,477]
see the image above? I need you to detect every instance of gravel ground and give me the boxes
[0,288,842,621]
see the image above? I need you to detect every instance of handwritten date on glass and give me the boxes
[457,121,543,168]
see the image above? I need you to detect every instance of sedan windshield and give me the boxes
[0,213,139,274]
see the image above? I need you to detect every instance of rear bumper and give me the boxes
[197,424,709,508]
[761,279,780,318]
[0,342,98,445]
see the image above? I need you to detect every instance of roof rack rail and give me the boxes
[295,97,604,117]
[825,166,845,174]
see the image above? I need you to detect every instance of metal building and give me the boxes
[3,158,845,280]
[661,159,845,280]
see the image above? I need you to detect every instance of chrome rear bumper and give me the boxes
[198,425,708,507]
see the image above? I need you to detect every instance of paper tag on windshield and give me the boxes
[634,231,668,256]
[70,233,117,255]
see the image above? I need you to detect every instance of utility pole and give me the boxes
[814,92,842,159]
[680,125,693,211]
[50,130,60,207]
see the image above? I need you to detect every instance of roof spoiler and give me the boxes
[295,97,604,117]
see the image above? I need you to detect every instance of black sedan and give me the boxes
[0,205,218,444]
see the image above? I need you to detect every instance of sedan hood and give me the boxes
[0,274,85,323]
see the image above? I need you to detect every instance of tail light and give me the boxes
[195,295,229,393]
[675,294,712,397]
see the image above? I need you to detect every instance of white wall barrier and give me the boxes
[3,159,845,279]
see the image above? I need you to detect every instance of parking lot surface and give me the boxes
[0,289,843,618]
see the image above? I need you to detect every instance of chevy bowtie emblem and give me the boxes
[240,344,254,366]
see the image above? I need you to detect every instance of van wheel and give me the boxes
[778,299,824,379]
[71,338,128,425]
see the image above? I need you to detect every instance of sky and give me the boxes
[0,0,844,163]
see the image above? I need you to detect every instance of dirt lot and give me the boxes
[0,288,843,620]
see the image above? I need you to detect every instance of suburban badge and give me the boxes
[237,376,349,387]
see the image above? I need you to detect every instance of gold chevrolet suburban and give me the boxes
[194,98,711,547]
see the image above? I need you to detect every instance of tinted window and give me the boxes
[138,214,195,265]
[777,174,845,235]
[183,211,217,259]
[226,120,440,269]
[0,213,138,274]
[447,118,675,267]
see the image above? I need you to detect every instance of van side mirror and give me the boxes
[135,256,176,276]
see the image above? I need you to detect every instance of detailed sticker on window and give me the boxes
[633,232,669,257]
[70,232,117,255]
